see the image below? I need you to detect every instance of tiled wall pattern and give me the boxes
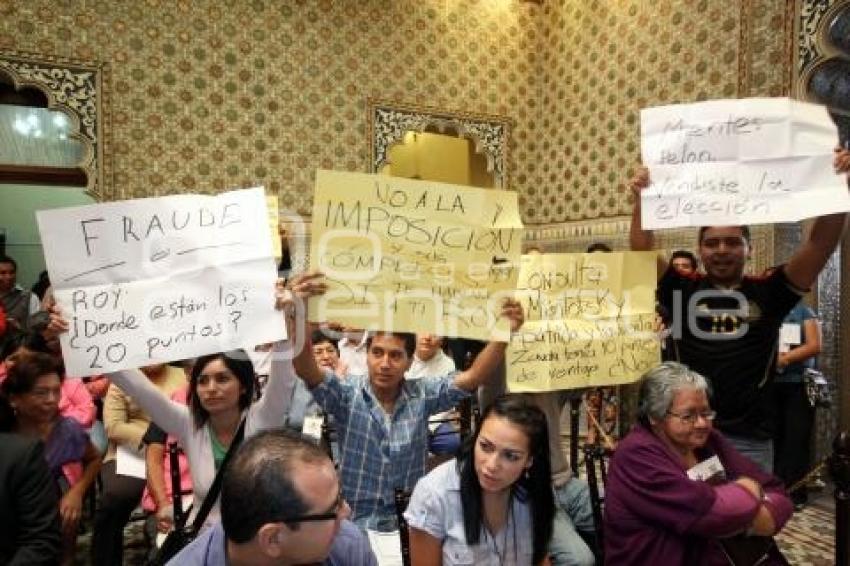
[0,0,540,216]
[529,0,792,224]
[1,0,792,224]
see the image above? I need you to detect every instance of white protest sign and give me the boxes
[640,97,850,229]
[36,188,285,376]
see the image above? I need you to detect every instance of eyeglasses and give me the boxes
[666,410,717,425]
[283,490,345,524]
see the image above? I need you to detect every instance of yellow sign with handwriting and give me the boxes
[266,195,281,262]
[309,170,523,341]
[507,252,660,392]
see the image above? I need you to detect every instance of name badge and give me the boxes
[687,455,725,482]
[446,545,475,565]
[302,415,324,441]
[779,323,801,352]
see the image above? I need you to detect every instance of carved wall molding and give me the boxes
[524,218,777,275]
[524,217,631,253]
[796,0,844,95]
[368,98,512,189]
[798,0,839,71]
[0,48,110,200]
[524,217,631,244]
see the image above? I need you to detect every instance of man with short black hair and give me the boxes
[290,272,525,530]
[0,256,40,342]
[629,150,850,470]
[169,429,376,566]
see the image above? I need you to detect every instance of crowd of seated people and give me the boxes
[0,245,818,566]
[4,141,850,566]
[0,337,803,566]
[94,361,185,565]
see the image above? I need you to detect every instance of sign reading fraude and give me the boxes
[309,170,524,341]
[36,187,285,376]
[640,97,850,230]
[507,252,660,392]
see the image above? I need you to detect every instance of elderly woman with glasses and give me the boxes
[604,362,793,565]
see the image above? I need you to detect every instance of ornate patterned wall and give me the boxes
[0,0,540,215]
[2,0,794,226]
[527,0,793,225]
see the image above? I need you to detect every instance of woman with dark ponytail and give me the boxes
[405,395,555,565]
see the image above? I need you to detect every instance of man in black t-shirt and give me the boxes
[627,148,850,471]
[655,261,798,444]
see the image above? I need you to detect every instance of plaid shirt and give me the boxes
[311,370,469,530]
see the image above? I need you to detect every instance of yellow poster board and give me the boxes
[309,170,523,340]
[507,252,660,392]
[266,195,281,262]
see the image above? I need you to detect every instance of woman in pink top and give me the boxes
[141,384,194,535]
[0,335,96,428]
[57,376,96,428]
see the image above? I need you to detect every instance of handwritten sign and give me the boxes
[309,170,523,340]
[640,97,850,229]
[36,188,285,376]
[506,252,659,392]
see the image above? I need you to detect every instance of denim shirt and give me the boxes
[775,302,817,384]
[404,460,534,566]
[168,520,377,566]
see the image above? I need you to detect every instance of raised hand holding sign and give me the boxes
[36,187,285,375]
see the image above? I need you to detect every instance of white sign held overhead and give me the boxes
[640,97,850,229]
[36,187,286,376]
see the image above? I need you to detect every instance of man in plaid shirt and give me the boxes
[289,272,525,530]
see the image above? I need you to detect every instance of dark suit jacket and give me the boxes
[0,433,61,565]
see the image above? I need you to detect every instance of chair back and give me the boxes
[570,398,582,476]
[428,397,479,456]
[320,418,338,464]
[458,397,477,441]
[168,441,187,529]
[394,488,412,566]
[583,443,612,561]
